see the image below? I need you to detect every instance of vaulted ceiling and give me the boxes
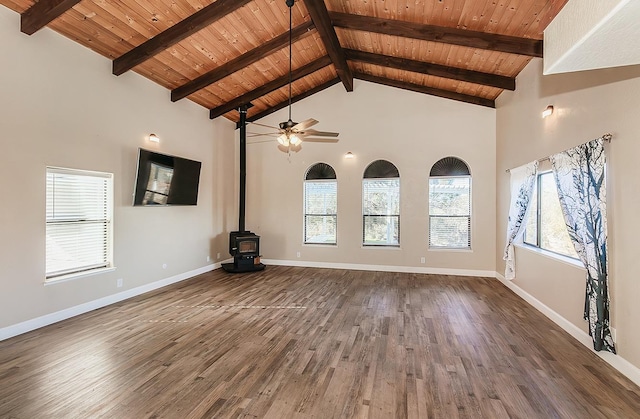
[3,0,569,123]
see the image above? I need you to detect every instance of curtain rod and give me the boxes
[505,133,612,173]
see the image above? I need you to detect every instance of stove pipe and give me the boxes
[238,104,248,232]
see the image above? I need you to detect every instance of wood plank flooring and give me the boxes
[1,266,640,418]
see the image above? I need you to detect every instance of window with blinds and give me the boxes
[429,157,471,249]
[304,163,337,244]
[304,181,337,244]
[363,160,400,246]
[46,167,113,279]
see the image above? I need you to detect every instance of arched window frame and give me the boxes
[362,160,400,246]
[428,157,472,249]
[303,163,337,245]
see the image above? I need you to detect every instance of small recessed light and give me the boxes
[148,133,160,143]
[345,152,354,159]
[542,105,554,118]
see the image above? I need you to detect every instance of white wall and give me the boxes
[543,0,640,74]
[496,58,640,369]
[0,8,236,331]
[245,80,496,274]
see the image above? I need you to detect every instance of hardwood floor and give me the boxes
[1,266,640,418]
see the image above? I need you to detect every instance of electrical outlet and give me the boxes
[206,256,211,262]
[162,263,167,269]
[296,252,301,258]
[420,257,426,264]
[217,252,221,259]
[116,278,123,288]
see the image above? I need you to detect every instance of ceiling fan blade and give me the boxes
[247,139,277,144]
[247,132,280,137]
[303,137,339,143]
[292,118,318,131]
[299,129,340,137]
[249,121,279,130]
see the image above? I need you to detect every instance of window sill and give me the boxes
[429,247,472,252]
[44,266,117,285]
[303,242,338,247]
[514,243,583,269]
[362,244,401,250]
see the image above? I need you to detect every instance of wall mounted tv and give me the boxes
[133,148,202,206]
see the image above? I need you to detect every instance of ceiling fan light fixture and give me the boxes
[277,134,289,146]
[289,134,301,145]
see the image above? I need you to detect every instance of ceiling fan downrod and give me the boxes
[287,0,294,123]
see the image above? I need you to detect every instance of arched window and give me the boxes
[429,157,471,249]
[363,160,400,246]
[304,163,337,244]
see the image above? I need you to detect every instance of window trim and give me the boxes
[428,174,472,250]
[362,177,401,247]
[45,166,114,282]
[43,266,117,285]
[303,178,338,245]
[514,243,583,269]
[522,171,580,262]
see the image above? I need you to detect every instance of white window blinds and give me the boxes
[363,178,400,246]
[304,180,337,244]
[429,177,471,248]
[46,167,113,279]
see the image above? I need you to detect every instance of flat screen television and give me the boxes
[133,148,202,206]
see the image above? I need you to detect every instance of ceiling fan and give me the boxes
[247,0,339,149]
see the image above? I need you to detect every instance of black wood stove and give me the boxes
[223,104,266,273]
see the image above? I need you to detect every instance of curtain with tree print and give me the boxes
[550,136,615,353]
[503,161,538,280]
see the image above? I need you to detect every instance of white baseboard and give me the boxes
[494,272,640,387]
[262,259,496,278]
[0,263,221,341]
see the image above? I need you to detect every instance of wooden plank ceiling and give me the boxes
[3,0,569,123]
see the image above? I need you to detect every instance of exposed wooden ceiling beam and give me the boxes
[331,12,543,58]
[20,0,83,35]
[240,77,341,126]
[209,55,333,119]
[172,21,315,102]
[302,0,353,92]
[113,0,252,76]
[345,49,515,91]
[354,72,495,108]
